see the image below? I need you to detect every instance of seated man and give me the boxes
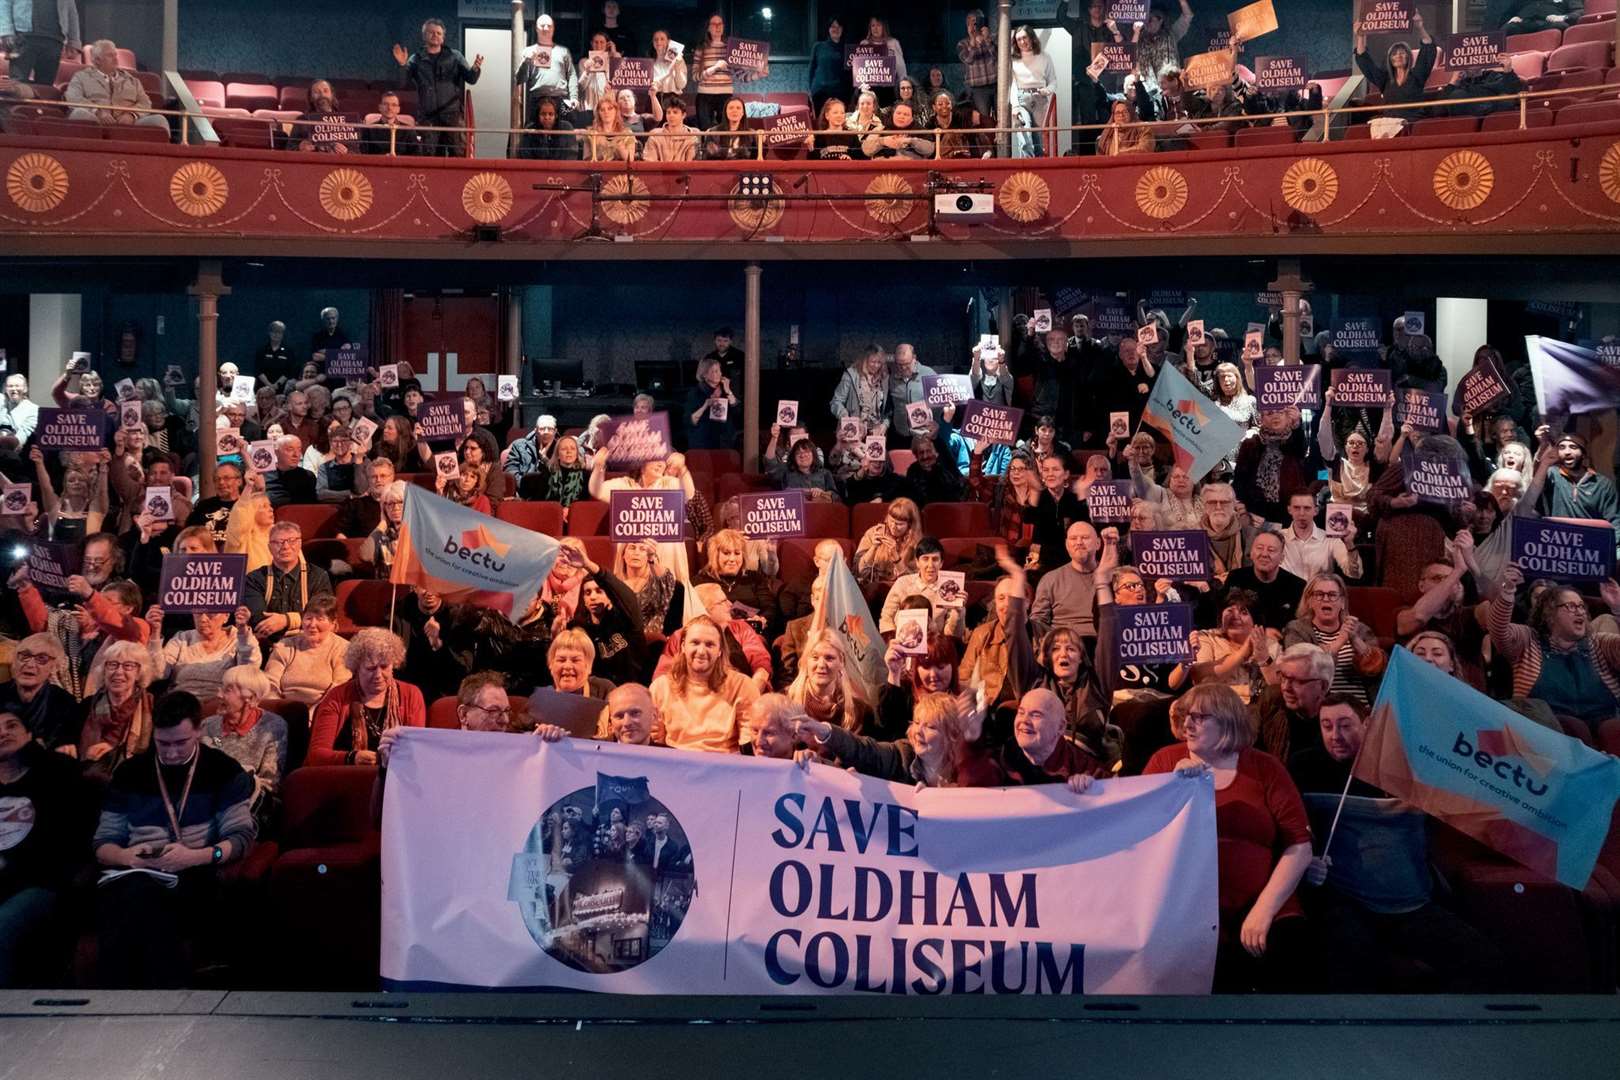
[361,89,425,155]
[536,683,663,746]
[263,434,317,507]
[654,583,772,691]
[290,79,359,153]
[904,432,967,505]
[742,694,804,761]
[244,521,335,652]
[0,634,81,753]
[374,671,510,824]
[65,40,170,131]
[92,691,256,988]
[1205,528,1305,633]
[642,95,699,162]
[1290,694,1506,992]
[185,460,243,549]
[334,456,391,541]
[996,688,1112,786]
[1255,642,1333,762]
[504,414,559,497]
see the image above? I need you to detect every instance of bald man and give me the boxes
[534,682,662,745]
[1030,520,1102,641]
[998,688,1110,788]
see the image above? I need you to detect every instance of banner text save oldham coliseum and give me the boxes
[761,794,1086,994]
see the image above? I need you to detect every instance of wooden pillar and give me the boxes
[505,287,522,377]
[743,263,762,474]
[162,0,179,73]
[508,1,525,159]
[1268,257,1312,365]
[188,260,230,499]
[995,0,1013,158]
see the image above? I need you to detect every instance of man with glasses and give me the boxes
[505,414,558,497]
[0,634,78,753]
[1255,642,1334,762]
[12,536,147,699]
[244,522,333,652]
[185,461,244,548]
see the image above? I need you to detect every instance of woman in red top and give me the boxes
[1144,683,1314,992]
[307,628,427,766]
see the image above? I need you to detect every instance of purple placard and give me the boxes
[1091,41,1137,77]
[849,46,897,88]
[958,400,1024,447]
[1052,287,1090,317]
[1597,343,1620,369]
[416,398,465,442]
[1331,317,1381,362]
[602,411,673,471]
[1129,530,1212,581]
[326,345,368,379]
[1510,516,1616,583]
[609,489,686,542]
[1329,367,1393,408]
[1442,31,1505,74]
[1358,0,1413,33]
[26,539,81,597]
[1254,55,1309,93]
[157,552,248,614]
[35,407,107,450]
[763,111,811,148]
[1394,388,1446,432]
[304,115,359,145]
[1088,300,1135,337]
[1254,364,1322,412]
[1086,480,1133,523]
[1113,603,1194,665]
[923,374,973,408]
[1457,359,1512,416]
[609,56,655,89]
[736,490,806,539]
[725,37,770,74]
[1106,0,1150,21]
[1406,458,1472,503]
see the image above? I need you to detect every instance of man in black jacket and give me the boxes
[392,18,482,157]
[361,90,425,156]
[244,522,334,652]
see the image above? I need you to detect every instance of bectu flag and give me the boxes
[391,485,560,620]
[810,549,885,698]
[1356,648,1620,890]
[1139,362,1246,483]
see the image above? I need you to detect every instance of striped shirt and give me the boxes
[93,746,257,858]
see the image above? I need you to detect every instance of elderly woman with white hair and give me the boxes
[0,633,80,753]
[361,480,408,577]
[77,639,157,779]
[306,628,426,766]
[201,665,288,824]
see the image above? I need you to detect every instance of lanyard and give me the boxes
[155,749,199,845]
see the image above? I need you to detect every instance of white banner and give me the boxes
[381,732,1219,994]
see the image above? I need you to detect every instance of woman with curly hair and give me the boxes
[77,639,157,781]
[306,628,426,766]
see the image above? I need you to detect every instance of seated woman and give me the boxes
[77,639,157,781]
[589,450,697,583]
[571,554,647,688]
[306,627,426,766]
[871,635,969,744]
[542,435,591,507]
[1143,683,1314,992]
[1096,98,1154,155]
[885,75,931,127]
[765,433,840,499]
[1174,588,1279,704]
[807,98,864,160]
[0,633,81,754]
[441,461,493,515]
[547,628,615,700]
[785,630,875,736]
[1282,572,1386,706]
[693,529,780,639]
[702,96,752,160]
[1405,628,1487,692]
[360,481,407,578]
[460,428,508,502]
[146,605,261,703]
[853,496,923,590]
[648,615,760,753]
[1491,563,1620,741]
[518,96,579,160]
[934,92,985,159]
[971,449,1040,559]
[263,594,351,707]
[224,491,275,573]
[584,94,636,163]
[797,691,1002,787]
[714,498,780,579]
[615,538,679,642]
[844,90,882,135]
[200,664,287,828]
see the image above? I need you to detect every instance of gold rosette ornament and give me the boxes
[1598,142,1620,205]
[728,177,784,232]
[1135,165,1188,220]
[6,152,69,214]
[169,161,229,218]
[997,171,1049,222]
[1279,158,1338,215]
[318,167,373,221]
[864,173,914,225]
[1432,150,1494,211]
[599,173,650,225]
[462,172,513,224]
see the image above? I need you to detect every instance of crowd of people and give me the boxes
[0,289,1616,994]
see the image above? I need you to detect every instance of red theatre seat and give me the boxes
[1480,106,1555,130]
[686,448,741,475]
[275,502,340,538]
[226,81,281,113]
[778,537,854,588]
[269,766,382,988]
[1546,40,1613,73]
[578,536,614,571]
[1505,29,1563,53]
[215,117,275,148]
[888,449,916,476]
[851,501,893,541]
[29,117,102,140]
[134,69,164,99]
[802,500,851,539]
[101,123,170,144]
[565,499,611,536]
[1411,115,1481,137]
[1187,130,1232,150]
[51,59,85,87]
[1586,0,1616,16]
[333,579,404,636]
[1507,51,1548,80]
[495,500,566,536]
[427,696,461,730]
[1562,20,1618,46]
[1233,126,1299,147]
[923,501,992,538]
[1555,99,1620,124]
[278,85,308,111]
[714,472,771,504]
[1346,586,1402,647]
[184,79,226,109]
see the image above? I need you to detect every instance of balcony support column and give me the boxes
[995,0,1013,159]
[189,260,230,500]
[743,262,762,474]
[1269,258,1313,366]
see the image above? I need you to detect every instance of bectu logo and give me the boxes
[443,525,510,571]
[1453,729,1551,797]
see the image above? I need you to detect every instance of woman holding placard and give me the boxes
[692,13,766,130]
[30,446,107,544]
[650,29,689,96]
[589,449,696,584]
[1353,10,1436,118]
[1490,563,1620,738]
[765,436,839,499]
[857,16,907,109]
[145,605,260,702]
[1282,573,1386,706]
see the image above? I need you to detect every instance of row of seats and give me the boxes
[1505,12,1618,56]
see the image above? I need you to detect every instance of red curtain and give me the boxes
[370,288,403,365]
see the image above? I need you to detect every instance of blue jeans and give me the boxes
[0,887,63,987]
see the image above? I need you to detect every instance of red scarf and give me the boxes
[222,704,262,738]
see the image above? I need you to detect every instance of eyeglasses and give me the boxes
[1116,579,1146,592]
[269,538,300,548]
[1279,673,1325,687]
[461,702,509,719]
[1182,712,1218,728]
[103,661,143,674]
[1555,601,1587,613]
[14,650,52,666]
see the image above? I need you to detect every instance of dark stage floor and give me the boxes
[2,992,1619,1079]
